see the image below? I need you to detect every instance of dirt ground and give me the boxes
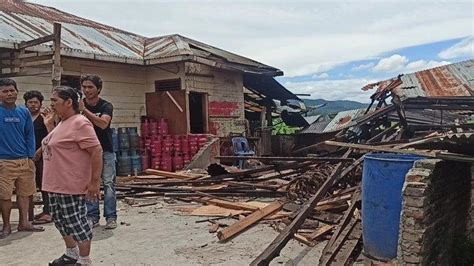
[1,200,325,265]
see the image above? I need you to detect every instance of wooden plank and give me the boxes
[250,150,353,266]
[216,156,354,162]
[325,140,474,163]
[320,219,358,265]
[217,201,283,242]
[307,225,334,241]
[203,198,260,212]
[143,168,202,179]
[52,22,62,86]
[17,51,54,59]
[330,223,361,265]
[325,140,435,157]
[0,68,52,77]
[325,188,360,249]
[16,34,54,49]
[20,59,54,68]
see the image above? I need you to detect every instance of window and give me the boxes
[154,78,181,91]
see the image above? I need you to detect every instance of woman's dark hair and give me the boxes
[23,90,44,104]
[80,74,103,91]
[52,86,83,113]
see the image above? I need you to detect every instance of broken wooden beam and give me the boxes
[217,201,283,242]
[250,150,353,266]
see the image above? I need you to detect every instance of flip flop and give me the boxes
[32,219,52,225]
[17,225,45,232]
[33,214,52,225]
[33,212,46,220]
[0,229,12,239]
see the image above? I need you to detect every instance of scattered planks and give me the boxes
[217,201,284,242]
[250,150,357,266]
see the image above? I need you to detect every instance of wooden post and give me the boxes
[52,23,62,87]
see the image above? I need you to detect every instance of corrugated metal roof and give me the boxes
[299,108,368,134]
[0,0,280,74]
[303,115,322,125]
[300,120,331,134]
[323,108,367,133]
[362,60,474,99]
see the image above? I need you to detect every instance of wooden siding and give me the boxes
[184,62,245,137]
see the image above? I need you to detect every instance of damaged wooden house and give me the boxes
[0,0,304,169]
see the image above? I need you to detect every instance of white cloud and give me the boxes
[352,62,375,71]
[438,36,474,59]
[404,60,451,73]
[312,73,329,79]
[284,78,375,103]
[29,1,474,78]
[373,54,408,72]
[371,54,450,74]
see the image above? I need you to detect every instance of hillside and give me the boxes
[303,99,368,116]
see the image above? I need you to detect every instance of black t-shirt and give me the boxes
[33,115,48,150]
[84,98,114,152]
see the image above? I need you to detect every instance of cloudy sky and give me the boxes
[30,0,474,102]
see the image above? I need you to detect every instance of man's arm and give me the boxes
[79,100,113,130]
[85,144,103,201]
[81,106,111,130]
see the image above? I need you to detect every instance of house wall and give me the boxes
[184,62,245,137]
[12,59,246,137]
[12,75,53,108]
[61,58,150,128]
[397,159,471,265]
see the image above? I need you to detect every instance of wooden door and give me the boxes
[146,91,188,135]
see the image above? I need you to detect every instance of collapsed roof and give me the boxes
[362,59,474,101]
[0,0,281,75]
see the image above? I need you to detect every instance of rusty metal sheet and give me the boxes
[0,1,280,74]
[364,60,474,99]
[323,108,367,133]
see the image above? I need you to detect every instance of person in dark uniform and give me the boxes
[79,74,117,229]
[23,90,52,224]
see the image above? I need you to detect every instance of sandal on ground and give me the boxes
[33,212,47,220]
[49,254,77,266]
[17,225,45,232]
[33,214,52,224]
[0,229,12,239]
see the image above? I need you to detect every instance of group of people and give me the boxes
[0,75,118,265]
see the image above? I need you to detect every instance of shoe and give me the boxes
[49,254,77,265]
[87,218,100,228]
[105,219,117,229]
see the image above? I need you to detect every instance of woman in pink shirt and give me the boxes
[41,86,103,266]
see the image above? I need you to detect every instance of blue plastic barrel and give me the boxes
[130,150,142,175]
[118,127,130,151]
[362,153,424,261]
[128,127,140,151]
[116,151,131,176]
[111,128,119,152]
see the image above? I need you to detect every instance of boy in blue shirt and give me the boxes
[0,78,44,238]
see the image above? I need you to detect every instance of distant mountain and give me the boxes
[303,99,368,116]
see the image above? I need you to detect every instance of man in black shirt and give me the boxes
[23,90,51,224]
[79,74,117,229]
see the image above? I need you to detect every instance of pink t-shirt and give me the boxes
[42,114,100,195]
